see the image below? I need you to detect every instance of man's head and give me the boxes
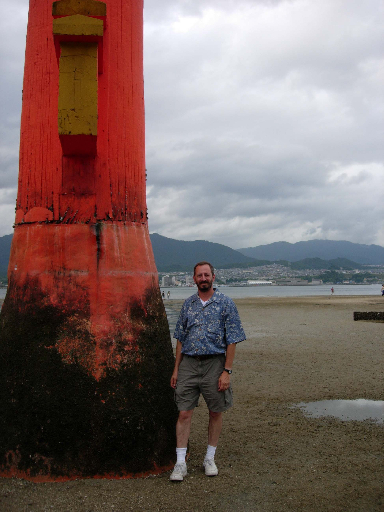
[193,261,215,293]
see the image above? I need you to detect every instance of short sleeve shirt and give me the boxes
[173,289,246,355]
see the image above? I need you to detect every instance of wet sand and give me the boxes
[1,295,383,511]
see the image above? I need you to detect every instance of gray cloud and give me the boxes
[0,0,383,248]
[0,0,28,231]
[144,0,384,247]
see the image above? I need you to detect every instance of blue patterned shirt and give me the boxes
[173,289,246,355]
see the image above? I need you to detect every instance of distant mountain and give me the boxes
[290,257,363,271]
[150,233,255,271]
[238,240,384,265]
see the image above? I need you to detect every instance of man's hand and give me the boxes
[170,370,178,389]
[171,340,183,389]
[218,371,230,391]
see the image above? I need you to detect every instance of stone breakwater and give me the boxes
[354,311,384,321]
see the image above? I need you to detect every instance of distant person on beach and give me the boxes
[167,291,170,299]
[381,285,384,296]
[331,287,334,295]
[169,261,246,481]
[162,291,165,299]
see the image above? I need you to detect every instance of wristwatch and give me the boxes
[223,368,232,374]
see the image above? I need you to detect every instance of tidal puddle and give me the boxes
[164,305,180,348]
[295,399,384,424]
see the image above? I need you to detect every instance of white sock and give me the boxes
[176,447,187,464]
[205,444,217,461]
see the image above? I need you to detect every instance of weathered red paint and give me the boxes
[0,0,177,480]
[0,456,174,483]
[9,222,158,380]
[17,0,145,221]
[14,0,150,376]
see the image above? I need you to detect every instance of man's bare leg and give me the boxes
[170,410,194,481]
[176,410,193,448]
[208,410,222,446]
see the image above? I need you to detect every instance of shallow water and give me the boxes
[160,283,381,300]
[0,283,381,301]
[164,305,180,344]
[295,399,384,424]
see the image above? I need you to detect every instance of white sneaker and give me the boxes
[170,462,187,481]
[203,459,218,476]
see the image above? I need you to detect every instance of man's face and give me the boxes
[193,264,215,292]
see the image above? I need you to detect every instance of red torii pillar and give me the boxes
[0,0,177,481]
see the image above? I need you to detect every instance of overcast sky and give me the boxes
[0,0,383,249]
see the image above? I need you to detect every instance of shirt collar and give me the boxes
[192,288,219,305]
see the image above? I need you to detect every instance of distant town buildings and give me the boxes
[161,276,172,287]
[247,280,273,286]
[159,264,384,287]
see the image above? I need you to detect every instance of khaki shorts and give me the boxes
[175,354,233,413]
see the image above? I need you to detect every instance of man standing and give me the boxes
[170,261,246,481]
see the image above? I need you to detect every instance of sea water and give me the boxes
[0,283,381,301]
[160,283,381,300]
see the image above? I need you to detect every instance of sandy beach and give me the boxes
[0,295,383,511]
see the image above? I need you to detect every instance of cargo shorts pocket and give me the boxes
[224,386,233,407]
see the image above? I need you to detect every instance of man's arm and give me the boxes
[218,342,236,391]
[170,340,183,389]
